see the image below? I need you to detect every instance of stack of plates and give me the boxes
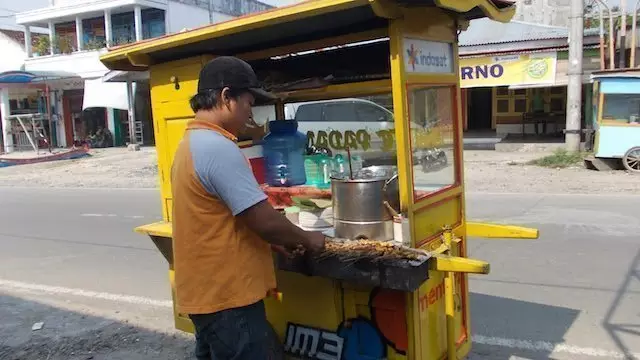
[298,207,333,230]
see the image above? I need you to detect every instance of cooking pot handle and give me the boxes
[383,173,399,191]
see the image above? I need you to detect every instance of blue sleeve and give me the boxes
[190,130,267,216]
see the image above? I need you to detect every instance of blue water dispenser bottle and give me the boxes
[263,120,307,187]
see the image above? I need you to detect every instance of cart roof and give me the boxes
[100,0,515,71]
[591,68,640,80]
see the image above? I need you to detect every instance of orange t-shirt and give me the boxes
[171,119,276,315]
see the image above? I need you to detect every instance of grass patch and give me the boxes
[528,148,585,168]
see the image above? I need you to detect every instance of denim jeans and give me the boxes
[189,300,281,360]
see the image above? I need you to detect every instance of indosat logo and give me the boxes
[406,43,450,71]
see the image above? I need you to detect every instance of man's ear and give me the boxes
[220,87,232,108]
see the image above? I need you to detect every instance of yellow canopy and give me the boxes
[100,0,515,71]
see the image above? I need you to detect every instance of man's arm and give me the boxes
[191,131,324,252]
[237,200,325,252]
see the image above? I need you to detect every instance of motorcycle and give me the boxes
[420,147,447,173]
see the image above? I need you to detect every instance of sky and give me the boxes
[0,0,49,31]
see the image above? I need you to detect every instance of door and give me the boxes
[404,84,468,360]
[468,88,493,130]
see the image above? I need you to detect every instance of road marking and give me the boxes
[1,278,638,359]
[0,279,172,308]
[472,335,640,359]
[467,191,640,198]
[80,213,147,219]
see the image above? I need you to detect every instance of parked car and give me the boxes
[286,98,447,172]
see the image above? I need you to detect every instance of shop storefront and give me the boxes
[458,19,601,137]
[0,71,81,154]
[459,50,600,136]
[460,52,562,135]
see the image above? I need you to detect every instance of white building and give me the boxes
[0,0,51,154]
[1,0,271,153]
[512,0,571,27]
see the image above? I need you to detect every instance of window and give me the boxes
[82,17,106,49]
[496,99,509,113]
[54,22,77,53]
[355,102,392,122]
[514,98,527,112]
[294,104,323,122]
[547,87,566,113]
[322,102,357,122]
[496,87,509,96]
[111,12,135,45]
[494,87,527,115]
[286,93,396,168]
[142,8,166,40]
[602,93,640,123]
[408,86,457,199]
[550,97,564,112]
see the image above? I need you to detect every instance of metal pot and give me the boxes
[331,175,399,241]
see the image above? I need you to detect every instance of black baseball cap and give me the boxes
[197,56,276,104]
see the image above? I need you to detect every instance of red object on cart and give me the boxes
[240,143,266,185]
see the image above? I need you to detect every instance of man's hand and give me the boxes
[304,232,326,253]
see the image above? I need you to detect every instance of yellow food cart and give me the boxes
[100,1,538,358]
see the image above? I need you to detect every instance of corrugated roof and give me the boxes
[459,18,600,46]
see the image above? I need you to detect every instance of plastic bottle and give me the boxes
[304,154,333,189]
[319,156,332,188]
[351,155,364,176]
[304,154,322,187]
[263,120,307,187]
[333,154,346,178]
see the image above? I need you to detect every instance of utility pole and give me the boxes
[565,0,584,152]
[620,0,627,68]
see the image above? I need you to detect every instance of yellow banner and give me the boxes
[459,52,557,88]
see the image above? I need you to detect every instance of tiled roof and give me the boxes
[0,29,46,49]
[459,18,600,46]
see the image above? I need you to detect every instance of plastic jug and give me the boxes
[263,120,307,187]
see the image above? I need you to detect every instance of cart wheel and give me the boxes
[622,146,640,173]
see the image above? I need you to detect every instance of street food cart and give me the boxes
[100,0,539,358]
[588,70,640,173]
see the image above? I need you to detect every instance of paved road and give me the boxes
[0,187,639,359]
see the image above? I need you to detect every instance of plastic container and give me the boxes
[304,154,334,189]
[263,120,307,187]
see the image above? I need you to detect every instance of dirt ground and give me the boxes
[1,147,638,194]
[0,290,192,360]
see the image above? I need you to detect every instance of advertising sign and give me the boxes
[459,52,557,88]
[403,38,454,74]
